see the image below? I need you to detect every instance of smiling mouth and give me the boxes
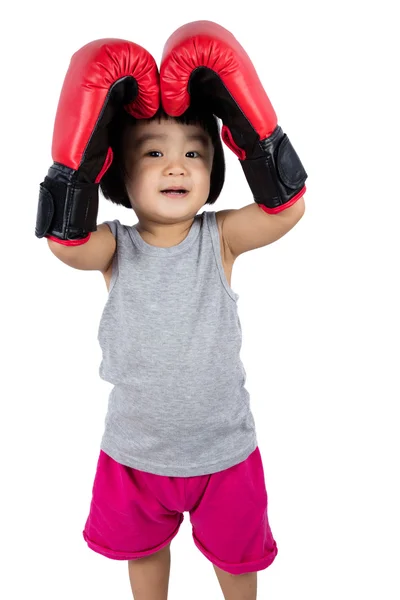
[161,188,189,197]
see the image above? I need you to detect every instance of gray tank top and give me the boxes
[98,209,257,476]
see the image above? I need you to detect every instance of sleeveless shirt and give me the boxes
[97,209,257,476]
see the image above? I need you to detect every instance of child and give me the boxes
[41,29,306,600]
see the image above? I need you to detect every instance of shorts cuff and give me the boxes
[82,513,184,561]
[192,531,278,575]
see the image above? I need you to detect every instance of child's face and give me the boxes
[123,117,214,222]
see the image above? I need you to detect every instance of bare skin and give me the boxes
[213,565,257,600]
[128,543,257,600]
[128,544,171,600]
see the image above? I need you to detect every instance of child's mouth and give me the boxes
[161,188,189,198]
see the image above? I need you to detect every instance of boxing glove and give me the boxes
[35,38,159,245]
[160,20,307,214]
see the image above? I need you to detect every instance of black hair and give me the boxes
[99,104,225,208]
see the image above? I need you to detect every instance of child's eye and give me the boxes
[146,151,163,157]
[186,151,200,158]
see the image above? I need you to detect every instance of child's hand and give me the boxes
[160,20,307,215]
[35,38,159,245]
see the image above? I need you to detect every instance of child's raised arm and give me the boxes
[47,223,115,273]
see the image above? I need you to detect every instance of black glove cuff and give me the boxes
[240,125,308,211]
[35,170,99,240]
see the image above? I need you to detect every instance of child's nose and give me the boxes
[164,157,187,175]
[167,166,186,175]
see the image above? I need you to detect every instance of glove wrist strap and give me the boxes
[35,165,99,241]
[240,126,308,212]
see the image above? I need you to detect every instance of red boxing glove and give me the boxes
[35,39,159,245]
[161,20,307,214]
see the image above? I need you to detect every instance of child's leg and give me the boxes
[128,543,171,600]
[213,564,257,600]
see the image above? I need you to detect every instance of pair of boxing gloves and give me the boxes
[35,20,308,246]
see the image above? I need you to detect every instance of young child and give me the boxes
[38,26,306,600]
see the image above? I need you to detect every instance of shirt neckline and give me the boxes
[129,212,203,256]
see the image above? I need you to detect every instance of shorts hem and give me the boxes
[82,513,184,561]
[192,531,278,575]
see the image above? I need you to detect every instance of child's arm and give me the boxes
[219,196,305,259]
[47,223,115,273]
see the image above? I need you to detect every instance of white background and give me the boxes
[1,0,399,598]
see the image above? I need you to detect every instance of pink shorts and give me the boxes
[82,447,278,575]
